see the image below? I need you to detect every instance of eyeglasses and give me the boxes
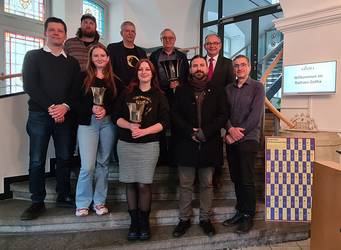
[162,36,175,41]
[233,63,248,69]
[205,42,220,46]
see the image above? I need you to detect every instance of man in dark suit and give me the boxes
[204,33,234,187]
[204,34,234,87]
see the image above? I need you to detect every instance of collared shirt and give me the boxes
[43,45,67,58]
[206,54,219,71]
[225,77,265,142]
[157,48,178,87]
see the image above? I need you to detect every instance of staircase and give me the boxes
[0,116,309,249]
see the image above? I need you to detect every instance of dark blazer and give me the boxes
[207,55,235,87]
[171,83,228,167]
[150,48,189,104]
[107,41,147,87]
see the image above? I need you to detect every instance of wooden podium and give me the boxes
[311,161,341,250]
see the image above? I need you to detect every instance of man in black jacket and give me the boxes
[150,28,189,104]
[150,28,189,166]
[172,55,227,238]
[107,21,147,89]
[21,17,80,220]
[204,33,235,187]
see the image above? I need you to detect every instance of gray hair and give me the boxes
[160,28,176,39]
[120,21,135,32]
[204,33,221,43]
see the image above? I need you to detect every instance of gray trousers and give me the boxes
[178,166,214,221]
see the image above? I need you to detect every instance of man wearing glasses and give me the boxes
[223,55,265,233]
[204,34,234,87]
[204,34,235,188]
[150,28,189,166]
[150,28,189,102]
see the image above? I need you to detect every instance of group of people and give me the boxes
[20,14,265,241]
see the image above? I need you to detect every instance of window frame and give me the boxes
[0,0,51,97]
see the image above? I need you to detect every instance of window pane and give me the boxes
[4,0,44,21]
[2,32,44,95]
[203,0,218,23]
[202,25,218,56]
[223,19,252,59]
[223,0,278,18]
[83,0,105,37]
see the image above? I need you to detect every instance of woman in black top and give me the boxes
[113,59,169,240]
[74,44,117,217]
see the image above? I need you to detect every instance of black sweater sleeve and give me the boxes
[22,51,53,110]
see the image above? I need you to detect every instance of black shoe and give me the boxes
[172,219,191,237]
[139,210,151,240]
[56,195,75,208]
[235,214,253,234]
[199,220,215,237]
[20,203,46,220]
[127,209,140,241]
[222,211,243,226]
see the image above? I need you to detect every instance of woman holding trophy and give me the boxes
[74,44,118,217]
[113,59,169,240]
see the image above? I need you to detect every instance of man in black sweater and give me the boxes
[107,21,147,89]
[21,17,80,220]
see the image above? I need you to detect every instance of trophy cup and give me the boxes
[127,102,145,123]
[91,87,106,106]
[160,59,182,90]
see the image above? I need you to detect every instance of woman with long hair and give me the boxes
[113,59,169,240]
[74,44,117,216]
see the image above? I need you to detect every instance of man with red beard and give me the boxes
[64,14,101,71]
[171,55,227,237]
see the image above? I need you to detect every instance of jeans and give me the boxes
[227,140,258,216]
[26,111,76,203]
[178,166,214,221]
[76,115,115,209]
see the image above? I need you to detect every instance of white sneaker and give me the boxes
[93,204,108,216]
[75,208,89,217]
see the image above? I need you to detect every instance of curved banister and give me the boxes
[260,50,294,129]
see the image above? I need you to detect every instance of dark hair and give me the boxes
[44,17,67,33]
[81,13,96,24]
[76,28,100,42]
[233,55,250,64]
[126,59,162,94]
[190,55,207,67]
[84,44,117,98]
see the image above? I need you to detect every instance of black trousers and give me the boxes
[226,140,258,217]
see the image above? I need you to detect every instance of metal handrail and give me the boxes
[0,73,22,81]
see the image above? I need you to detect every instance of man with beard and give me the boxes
[171,55,227,237]
[64,14,101,71]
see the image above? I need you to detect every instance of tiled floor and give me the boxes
[240,238,310,250]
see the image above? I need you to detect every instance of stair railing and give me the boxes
[260,50,294,128]
[0,73,22,81]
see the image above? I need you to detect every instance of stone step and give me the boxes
[0,199,265,234]
[0,199,309,250]
[10,175,266,203]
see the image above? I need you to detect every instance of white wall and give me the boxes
[0,95,54,193]
[275,0,341,132]
[108,0,201,49]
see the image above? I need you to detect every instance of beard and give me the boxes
[82,29,96,38]
[192,71,207,81]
